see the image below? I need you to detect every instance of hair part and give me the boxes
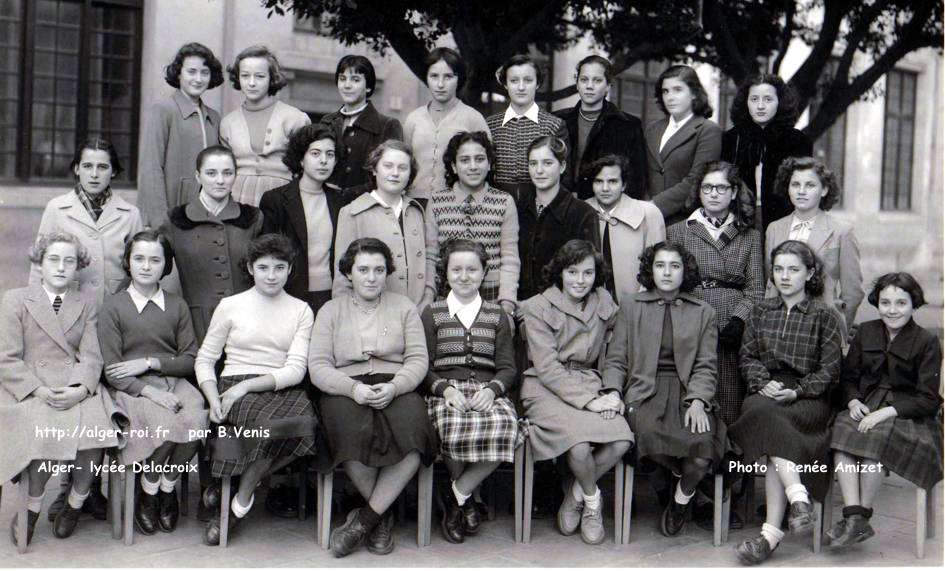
[496,54,543,88]
[425,47,467,91]
[335,54,377,96]
[338,237,396,278]
[195,145,237,172]
[164,42,225,90]
[121,230,175,279]
[283,124,337,177]
[654,64,713,119]
[364,139,419,189]
[867,272,926,309]
[227,45,288,95]
[442,130,495,188]
[636,241,702,293]
[730,73,800,130]
[541,239,609,294]
[772,156,841,211]
[71,137,123,176]
[527,135,568,165]
[435,238,489,298]
[29,231,92,270]
[769,239,826,297]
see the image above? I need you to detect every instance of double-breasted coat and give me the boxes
[765,211,864,336]
[159,199,263,343]
[320,101,404,190]
[30,190,144,307]
[645,115,723,226]
[0,285,123,483]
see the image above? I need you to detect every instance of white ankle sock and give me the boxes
[674,481,696,505]
[141,475,160,495]
[159,474,178,494]
[784,483,810,505]
[67,488,89,510]
[231,494,254,519]
[583,488,601,510]
[571,480,584,502]
[760,522,785,548]
[452,481,471,506]
[27,493,45,513]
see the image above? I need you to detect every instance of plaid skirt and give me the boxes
[831,387,944,489]
[716,343,746,426]
[426,378,524,463]
[210,375,318,477]
[480,281,500,303]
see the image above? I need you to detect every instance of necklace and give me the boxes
[351,293,381,314]
[579,108,601,122]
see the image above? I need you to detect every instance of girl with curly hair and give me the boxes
[138,42,226,227]
[520,239,632,545]
[721,74,813,232]
[730,240,843,565]
[421,238,522,544]
[220,45,311,206]
[764,156,864,338]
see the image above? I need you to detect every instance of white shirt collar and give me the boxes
[41,284,65,305]
[446,291,482,329]
[502,102,540,126]
[127,285,166,313]
[370,190,404,219]
[669,112,694,130]
[199,191,228,217]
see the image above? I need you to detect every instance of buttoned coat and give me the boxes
[0,285,121,482]
[586,195,665,303]
[159,200,263,342]
[603,291,719,408]
[764,212,864,335]
[332,192,427,304]
[30,190,143,307]
[645,115,723,226]
[321,101,404,190]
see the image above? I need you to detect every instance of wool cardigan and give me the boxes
[603,290,719,408]
[308,292,428,398]
[220,100,311,182]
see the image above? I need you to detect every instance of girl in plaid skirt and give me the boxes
[194,235,318,546]
[422,239,523,544]
[827,272,943,547]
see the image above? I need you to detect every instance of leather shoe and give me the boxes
[53,505,82,539]
[82,485,108,521]
[461,501,480,535]
[10,510,40,547]
[157,490,180,532]
[735,534,777,565]
[203,512,244,546]
[660,499,689,537]
[556,482,583,536]
[47,488,68,522]
[330,508,369,558]
[202,481,222,509]
[580,502,605,545]
[787,500,814,534]
[135,492,160,536]
[197,486,214,522]
[367,510,394,555]
[439,488,465,544]
[829,515,874,547]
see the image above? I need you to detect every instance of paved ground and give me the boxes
[0,468,940,568]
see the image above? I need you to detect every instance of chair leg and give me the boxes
[179,464,189,518]
[522,439,534,543]
[108,455,122,540]
[514,444,524,542]
[417,463,433,547]
[744,475,756,526]
[485,476,497,521]
[926,484,938,539]
[917,487,928,559]
[123,468,135,545]
[317,471,333,549]
[17,468,29,554]
[721,477,731,543]
[622,464,634,544]
[613,462,625,544]
[812,499,823,554]
[823,480,834,547]
[220,476,231,548]
[713,473,724,547]
[297,458,308,521]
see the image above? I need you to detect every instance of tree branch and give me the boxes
[835,0,893,84]
[789,0,851,112]
[702,0,750,80]
[495,0,570,60]
[771,0,796,75]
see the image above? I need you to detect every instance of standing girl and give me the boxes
[97,230,208,535]
[139,42,225,228]
[220,45,311,207]
[645,65,722,226]
[730,240,843,565]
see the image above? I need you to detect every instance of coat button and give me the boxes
[220,272,229,279]
[64,358,72,365]
[223,289,232,295]
[38,361,46,367]
[91,280,99,287]
[345,166,351,172]
[266,128,272,133]
[412,229,418,235]
[417,273,424,279]
[416,251,422,257]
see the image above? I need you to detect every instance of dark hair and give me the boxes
[541,239,609,294]
[244,233,297,272]
[335,55,377,97]
[769,240,826,297]
[582,154,629,189]
[425,47,467,91]
[685,160,755,228]
[730,74,800,130]
[71,137,123,176]
[867,272,926,309]
[364,139,418,189]
[338,237,396,278]
[195,145,236,172]
[496,54,543,88]
[282,124,337,177]
[435,238,489,298]
[636,241,701,293]
[527,135,568,165]
[163,42,225,90]
[772,156,841,211]
[122,230,175,279]
[575,54,613,84]
[28,231,91,270]
[227,45,288,95]
[654,64,713,119]
[443,131,495,188]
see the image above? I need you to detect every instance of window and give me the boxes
[617,61,667,126]
[880,69,917,211]
[0,0,142,183]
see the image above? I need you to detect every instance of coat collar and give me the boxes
[862,318,920,360]
[805,211,834,253]
[765,295,812,314]
[541,285,616,323]
[59,190,133,231]
[646,115,707,163]
[347,190,422,216]
[23,283,82,354]
[169,200,258,230]
[586,195,646,229]
[172,89,216,124]
[331,101,386,135]
[633,289,702,306]
[522,185,577,223]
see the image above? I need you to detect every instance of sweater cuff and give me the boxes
[487,380,506,398]
[431,378,451,398]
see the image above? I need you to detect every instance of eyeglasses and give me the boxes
[700,184,733,195]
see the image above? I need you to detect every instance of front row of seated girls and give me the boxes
[0,230,940,564]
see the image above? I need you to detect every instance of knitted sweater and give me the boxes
[420,300,517,397]
[486,109,568,187]
[424,184,520,302]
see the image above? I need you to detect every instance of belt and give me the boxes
[564,361,595,371]
[700,279,743,290]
